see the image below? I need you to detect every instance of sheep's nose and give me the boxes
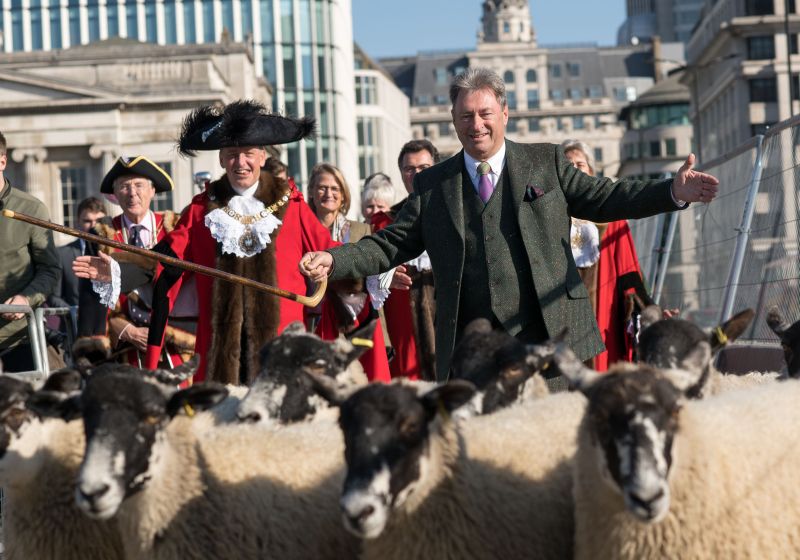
[346,504,375,524]
[78,483,110,504]
[237,411,261,423]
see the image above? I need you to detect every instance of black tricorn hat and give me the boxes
[177,99,316,157]
[100,156,174,194]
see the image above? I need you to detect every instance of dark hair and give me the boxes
[0,131,6,156]
[77,196,106,217]
[397,139,440,171]
[264,157,288,176]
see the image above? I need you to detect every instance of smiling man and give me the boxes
[300,67,720,384]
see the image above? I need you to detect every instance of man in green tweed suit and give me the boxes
[301,68,719,382]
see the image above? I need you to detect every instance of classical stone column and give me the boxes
[10,148,48,203]
[89,145,120,213]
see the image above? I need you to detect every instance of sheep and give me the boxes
[448,318,562,417]
[235,320,373,425]
[0,371,124,560]
[45,363,358,560]
[316,379,585,560]
[766,306,800,377]
[636,307,781,397]
[555,343,800,559]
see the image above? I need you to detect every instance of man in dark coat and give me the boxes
[300,67,720,381]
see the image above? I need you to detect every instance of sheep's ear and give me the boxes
[639,305,664,332]
[767,307,791,336]
[420,380,476,418]
[26,391,82,421]
[306,371,353,407]
[166,383,229,418]
[552,344,600,394]
[283,321,307,336]
[42,368,83,395]
[333,319,378,366]
[710,308,754,352]
[463,318,492,337]
[151,354,201,386]
[524,329,566,374]
[667,341,711,394]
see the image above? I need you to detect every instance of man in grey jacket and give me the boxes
[0,130,61,372]
[300,68,719,381]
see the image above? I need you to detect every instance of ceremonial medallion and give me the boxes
[238,226,258,254]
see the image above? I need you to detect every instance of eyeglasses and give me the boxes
[401,165,431,176]
[316,185,342,194]
[115,182,152,194]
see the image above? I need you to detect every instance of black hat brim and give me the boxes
[100,156,174,194]
[178,100,316,157]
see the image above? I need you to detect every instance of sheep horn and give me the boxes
[150,355,201,385]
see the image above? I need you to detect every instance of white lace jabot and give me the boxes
[570,219,600,268]
[204,195,282,258]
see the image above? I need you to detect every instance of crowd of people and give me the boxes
[0,67,718,381]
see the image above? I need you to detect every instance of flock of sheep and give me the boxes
[0,305,798,559]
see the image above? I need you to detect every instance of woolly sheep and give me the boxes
[319,380,585,560]
[556,343,800,559]
[55,366,358,560]
[235,320,373,425]
[0,372,124,560]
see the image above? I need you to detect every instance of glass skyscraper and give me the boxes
[1,0,357,185]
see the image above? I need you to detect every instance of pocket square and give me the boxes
[524,185,545,202]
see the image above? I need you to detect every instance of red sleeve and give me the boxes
[296,193,341,252]
[145,195,205,369]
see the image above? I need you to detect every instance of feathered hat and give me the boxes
[100,156,174,194]
[177,99,316,157]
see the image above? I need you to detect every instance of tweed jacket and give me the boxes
[329,141,681,380]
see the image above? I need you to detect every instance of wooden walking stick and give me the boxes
[2,209,327,307]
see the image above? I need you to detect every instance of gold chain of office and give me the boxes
[221,193,290,225]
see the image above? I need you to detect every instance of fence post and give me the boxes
[653,211,679,305]
[718,135,766,323]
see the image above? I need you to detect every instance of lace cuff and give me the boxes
[367,269,395,310]
[92,258,121,309]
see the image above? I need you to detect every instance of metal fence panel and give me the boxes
[729,120,800,341]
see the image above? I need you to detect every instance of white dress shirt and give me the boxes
[463,142,507,194]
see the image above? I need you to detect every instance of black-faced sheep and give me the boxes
[320,380,584,560]
[556,343,800,559]
[0,372,124,560]
[766,306,800,377]
[235,320,373,425]
[53,365,358,560]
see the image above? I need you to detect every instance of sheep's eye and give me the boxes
[4,408,28,431]
[143,415,160,426]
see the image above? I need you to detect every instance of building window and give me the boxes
[164,1,177,43]
[357,117,380,178]
[434,94,448,105]
[435,67,448,85]
[280,0,294,41]
[415,95,430,106]
[567,62,581,77]
[527,89,540,109]
[438,122,450,136]
[528,117,540,132]
[791,35,799,55]
[507,91,517,110]
[747,36,775,59]
[749,78,778,102]
[152,163,174,212]
[650,141,661,157]
[50,7,63,48]
[355,75,377,105]
[550,64,562,78]
[60,168,87,229]
[594,147,603,163]
[572,116,585,129]
[203,0,216,41]
[504,70,515,83]
[665,138,677,156]
[184,1,197,43]
[570,88,582,101]
[551,89,564,101]
[526,69,537,83]
[126,1,138,41]
[557,118,565,131]
[69,4,82,44]
[301,45,314,89]
[793,75,800,100]
[30,6,43,49]
[589,85,603,98]
[745,0,774,15]
[145,1,158,42]
[507,118,518,133]
[283,45,296,88]
[503,21,510,33]
[222,0,235,38]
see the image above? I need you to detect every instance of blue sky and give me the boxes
[351,0,627,59]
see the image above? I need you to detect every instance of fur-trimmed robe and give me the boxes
[145,172,335,384]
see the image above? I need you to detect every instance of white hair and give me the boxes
[560,139,596,174]
[361,173,396,206]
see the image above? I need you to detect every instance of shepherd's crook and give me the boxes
[2,209,327,307]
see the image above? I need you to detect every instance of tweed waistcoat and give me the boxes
[458,165,546,343]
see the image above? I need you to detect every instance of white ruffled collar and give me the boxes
[570,219,600,268]
[204,194,283,257]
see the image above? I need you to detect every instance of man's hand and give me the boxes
[672,153,719,204]
[299,252,333,282]
[73,251,114,283]
[390,265,413,291]
[121,324,149,353]
[1,295,30,321]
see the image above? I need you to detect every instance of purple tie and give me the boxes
[477,161,493,203]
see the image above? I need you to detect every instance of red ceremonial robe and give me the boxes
[593,220,645,371]
[144,173,335,383]
[370,210,421,380]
